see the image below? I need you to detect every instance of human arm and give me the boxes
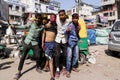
[14,23,31,29]
[64,24,72,35]
[78,22,81,32]
[78,22,82,42]
[42,29,46,49]
[45,22,51,28]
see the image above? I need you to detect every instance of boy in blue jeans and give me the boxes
[65,13,80,78]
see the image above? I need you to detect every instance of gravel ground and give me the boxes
[0,45,120,80]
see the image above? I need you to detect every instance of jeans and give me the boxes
[66,44,79,72]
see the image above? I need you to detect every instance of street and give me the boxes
[1,0,120,80]
[0,45,120,80]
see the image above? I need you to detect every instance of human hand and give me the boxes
[67,26,72,32]
[79,40,82,43]
[45,22,51,28]
[42,43,44,50]
[11,25,16,29]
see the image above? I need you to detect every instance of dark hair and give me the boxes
[35,13,42,20]
[34,13,42,25]
[72,13,79,19]
[41,13,48,20]
[58,9,66,14]
[21,13,29,24]
[50,13,56,18]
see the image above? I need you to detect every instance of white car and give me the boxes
[108,20,120,54]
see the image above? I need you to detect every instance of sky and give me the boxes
[57,0,101,10]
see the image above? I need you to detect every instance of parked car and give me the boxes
[108,20,120,54]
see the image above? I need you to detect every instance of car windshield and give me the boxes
[112,21,120,31]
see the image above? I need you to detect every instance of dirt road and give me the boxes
[0,45,120,80]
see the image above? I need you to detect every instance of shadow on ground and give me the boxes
[22,65,36,75]
[0,61,14,70]
[15,65,36,79]
[104,49,120,59]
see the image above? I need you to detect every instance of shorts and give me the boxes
[44,42,56,60]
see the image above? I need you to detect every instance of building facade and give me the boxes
[0,0,1,18]
[70,2,94,19]
[20,0,60,14]
[101,0,120,26]
[4,0,27,24]
[0,0,9,20]
[48,0,60,13]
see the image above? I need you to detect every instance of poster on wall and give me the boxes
[96,13,108,24]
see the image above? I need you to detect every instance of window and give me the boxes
[10,15,14,20]
[73,9,75,13]
[108,6,112,10]
[22,7,25,12]
[15,16,20,22]
[104,13,108,17]
[113,11,115,16]
[110,12,112,16]
[46,6,48,12]
[40,0,49,3]
[39,4,41,12]
[112,21,120,31]
[35,3,41,12]
[9,5,12,10]
[16,6,19,11]
[104,0,108,2]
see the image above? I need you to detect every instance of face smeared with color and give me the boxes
[50,14,56,22]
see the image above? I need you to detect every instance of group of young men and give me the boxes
[13,9,81,80]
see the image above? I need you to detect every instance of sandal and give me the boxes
[50,77,55,80]
[66,72,70,78]
[14,73,21,80]
[36,67,42,73]
[43,68,49,72]
[61,68,67,75]
[55,71,60,78]
[72,68,79,72]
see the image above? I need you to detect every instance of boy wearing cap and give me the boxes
[65,13,80,78]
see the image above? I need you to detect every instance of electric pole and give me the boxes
[75,0,81,14]
[116,0,120,19]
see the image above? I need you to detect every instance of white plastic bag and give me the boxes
[88,55,96,64]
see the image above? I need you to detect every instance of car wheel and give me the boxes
[78,52,86,64]
[108,49,119,56]
[3,52,8,57]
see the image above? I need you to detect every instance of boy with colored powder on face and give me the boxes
[42,13,57,80]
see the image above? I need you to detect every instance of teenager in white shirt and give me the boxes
[55,10,71,78]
